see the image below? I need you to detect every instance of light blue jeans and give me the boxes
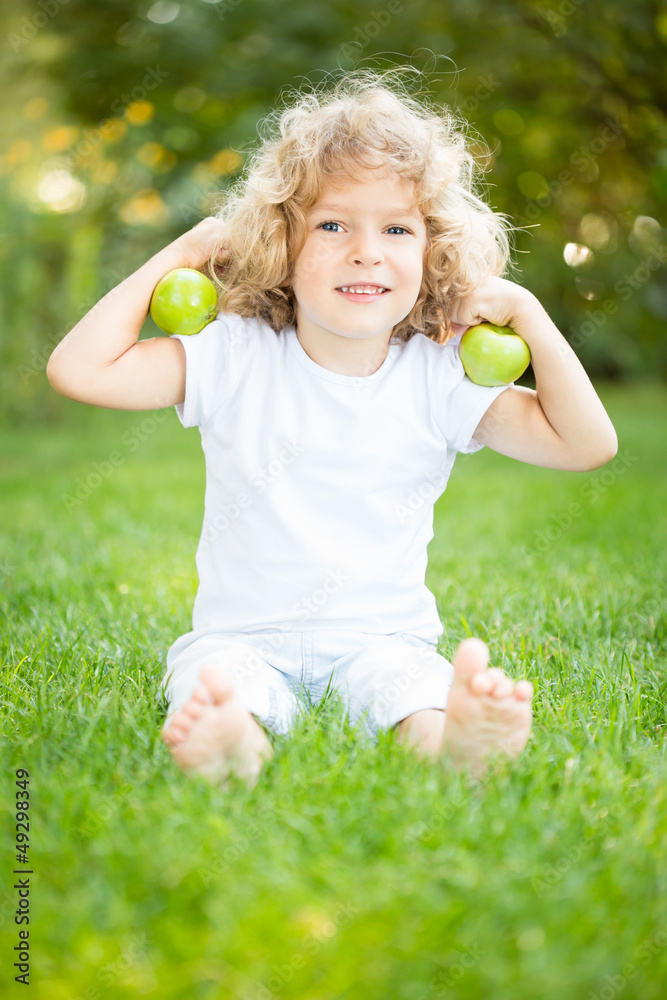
[161,628,454,741]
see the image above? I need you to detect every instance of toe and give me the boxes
[515,680,534,701]
[191,685,213,706]
[452,637,490,683]
[164,708,187,730]
[486,669,515,699]
[470,670,494,696]
[163,719,188,745]
[183,701,205,721]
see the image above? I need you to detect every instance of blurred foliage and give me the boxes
[1,0,666,424]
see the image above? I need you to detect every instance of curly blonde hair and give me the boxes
[205,67,514,344]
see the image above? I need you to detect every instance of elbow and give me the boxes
[45,354,65,395]
[576,429,619,472]
[46,350,76,399]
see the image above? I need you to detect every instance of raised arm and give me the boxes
[46,218,225,411]
[449,276,618,471]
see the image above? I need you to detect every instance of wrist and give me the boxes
[153,241,196,272]
[508,291,555,343]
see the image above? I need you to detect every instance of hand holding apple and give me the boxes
[149,268,219,336]
[459,322,531,386]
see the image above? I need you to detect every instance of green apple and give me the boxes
[149,268,218,336]
[459,322,531,386]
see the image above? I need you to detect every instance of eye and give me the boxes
[316,222,413,235]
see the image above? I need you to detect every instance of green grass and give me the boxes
[1,383,666,1000]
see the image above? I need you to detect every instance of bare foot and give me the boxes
[162,665,273,787]
[442,637,533,776]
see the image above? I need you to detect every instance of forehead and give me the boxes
[309,166,421,216]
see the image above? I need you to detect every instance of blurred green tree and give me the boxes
[1,0,665,423]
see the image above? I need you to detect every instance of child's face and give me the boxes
[292,165,428,346]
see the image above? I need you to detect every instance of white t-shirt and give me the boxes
[166,312,511,665]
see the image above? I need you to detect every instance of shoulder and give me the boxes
[190,310,282,356]
[398,331,465,383]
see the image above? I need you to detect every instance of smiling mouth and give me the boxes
[335,285,390,294]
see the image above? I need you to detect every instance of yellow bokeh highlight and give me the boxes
[291,906,337,937]
[191,161,216,185]
[90,160,118,185]
[119,189,169,226]
[137,142,165,167]
[125,101,155,125]
[42,126,80,153]
[24,97,49,120]
[100,119,127,143]
[136,142,177,172]
[3,140,33,173]
[208,149,243,175]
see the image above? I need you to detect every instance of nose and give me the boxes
[347,229,384,267]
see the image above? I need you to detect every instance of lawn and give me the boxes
[1,382,665,1000]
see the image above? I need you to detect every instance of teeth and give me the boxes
[338,286,387,293]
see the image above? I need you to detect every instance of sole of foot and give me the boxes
[442,637,533,777]
[162,665,273,788]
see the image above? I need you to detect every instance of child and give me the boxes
[46,70,618,786]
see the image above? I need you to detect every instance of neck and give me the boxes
[294,324,393,377]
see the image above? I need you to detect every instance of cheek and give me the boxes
[293,240,323,287]
[406,258,425,291]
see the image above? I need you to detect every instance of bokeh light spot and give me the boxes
[517,171,549,200]
[37,170,87,213]
[174,88,207,114]
[564,243,595,268]
[492,109,525,135]
[147,1,180,23]
[125,101,155,125]
[24,98,49,121]
[119,189,169,226]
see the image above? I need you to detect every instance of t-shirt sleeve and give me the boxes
[170,317,230,429]
[430,335,513,454]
